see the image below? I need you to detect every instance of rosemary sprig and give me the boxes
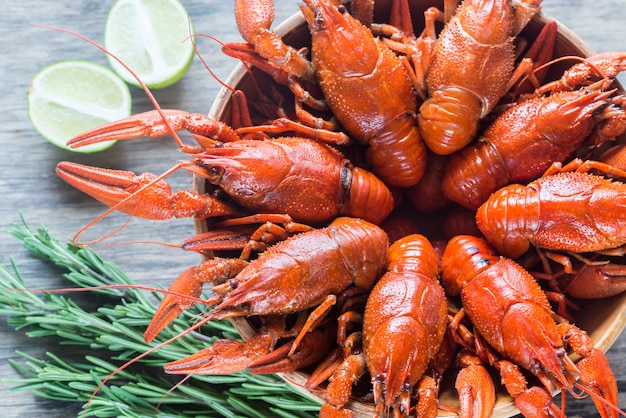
[0,215,321,417]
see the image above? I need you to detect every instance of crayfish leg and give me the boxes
[455,351,496,418]
[320,353,367,418]
[235,117,350,145]
[507,21,557,95]
[287,294,337,356]
[214,214,314,259]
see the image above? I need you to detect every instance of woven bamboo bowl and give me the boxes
[194,1,626,416]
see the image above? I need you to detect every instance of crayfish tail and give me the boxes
[418,88,482,155]
[366,118,428,187]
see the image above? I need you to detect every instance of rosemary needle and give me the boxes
[1,215,321,417]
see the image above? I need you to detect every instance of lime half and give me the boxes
[27,60,132,153]
[104,0,195,89]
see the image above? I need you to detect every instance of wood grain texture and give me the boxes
[1,1,625,417]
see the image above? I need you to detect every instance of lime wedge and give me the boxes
[27,60,132,153]
[104,0,195,89]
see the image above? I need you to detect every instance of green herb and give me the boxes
[0,215,321,417]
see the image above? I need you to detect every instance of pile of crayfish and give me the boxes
[54,0,626,416]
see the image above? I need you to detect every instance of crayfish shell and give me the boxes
[194,1,626,417]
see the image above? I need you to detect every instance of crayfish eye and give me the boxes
[314,13,325,28]
[200,165,226,182]
[529,362,541,375]
[337,4,347,14]
[241,302,251,314]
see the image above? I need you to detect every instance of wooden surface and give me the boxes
[1,1,625,417]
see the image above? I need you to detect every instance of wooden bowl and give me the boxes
[195,1,626,416]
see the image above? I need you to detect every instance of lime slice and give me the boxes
[27,60,132,153]
[104,0,195,89]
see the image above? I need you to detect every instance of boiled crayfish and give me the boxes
[56,110,394,226]
[442,235,620,417]
[143,217,388,376]
[319,234,447,418]
[477,159,626,259]
[443,54,626,210]
[416,0,543,155]
[49,0,626,416]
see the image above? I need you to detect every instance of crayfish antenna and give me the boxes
[33,24,188,149]
[185,30,267,130]
[79,312,216,418]
[571,381,626,418]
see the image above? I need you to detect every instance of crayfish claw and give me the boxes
[164,332,276,375]
[146,258,250,342]
[67,109,193,147]
[164,324,334,376]
[496,359,562,418]
[559,323,621,418]
[455,352,496,418]
[248,325,335,374]
[513,386,563,418]
[56,161,178,220]
[68,109,240,148]
[145,266,204,343]
[56,161,244,220]
[319,403,357,418]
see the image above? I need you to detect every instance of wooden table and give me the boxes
[1,1,625,416]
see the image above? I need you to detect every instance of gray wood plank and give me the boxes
[1,0,625,416]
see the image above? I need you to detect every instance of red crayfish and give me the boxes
[56,110,394,226]
[319,233,448,418]
[442,234,621,417]
[477,159,626,259]
[416,0,543,155]
[142,216,388,376]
